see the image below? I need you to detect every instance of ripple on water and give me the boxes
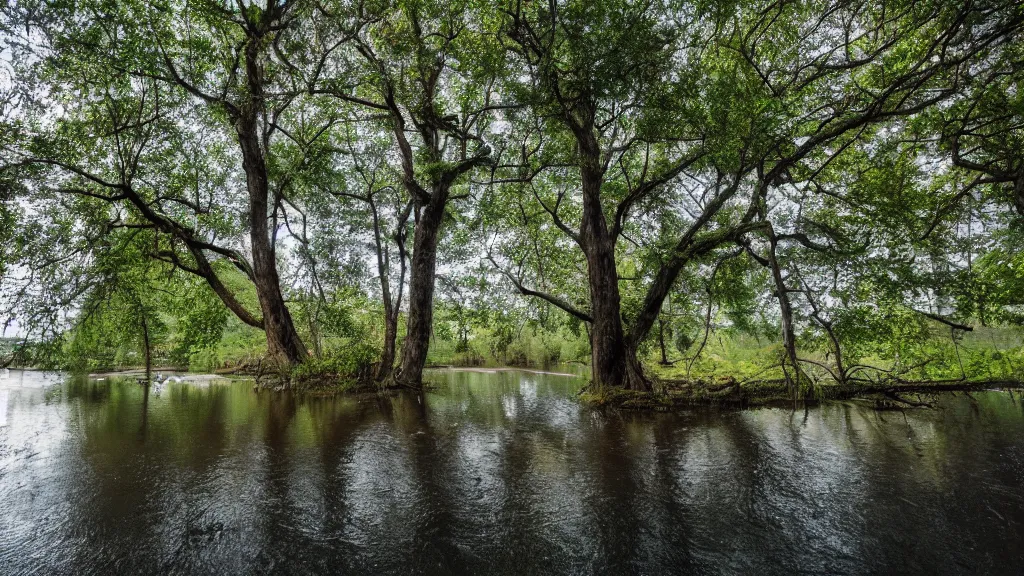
[0,369,1022,575]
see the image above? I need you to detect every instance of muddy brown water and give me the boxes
[1,368,1023,575]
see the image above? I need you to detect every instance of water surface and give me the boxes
[1,368,1023,575]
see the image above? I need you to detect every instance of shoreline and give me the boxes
[425,366,581,377]
[10,367,1024,412]
[584,377,1024,410]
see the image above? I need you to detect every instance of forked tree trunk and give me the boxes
[578,152,651,392]
[371,196,408,382]
[392,193,446,388]
[376,313,399,381]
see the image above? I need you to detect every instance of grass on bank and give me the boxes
[16,288,1024,402]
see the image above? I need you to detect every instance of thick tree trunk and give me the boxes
[584,237,631,389]
[376,313,399,381]
[235,44,307,365]
[577,149,651,391]
[243,151,308,364]
[392,194,445,388]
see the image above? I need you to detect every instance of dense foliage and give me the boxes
[1,0,1022,393]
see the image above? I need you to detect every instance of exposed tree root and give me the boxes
[880,391,934,409]
[583,377,1024,411]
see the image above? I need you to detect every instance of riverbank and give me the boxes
[43,363,1024,412]
[197,359,586,393]
[583,376,1024,410]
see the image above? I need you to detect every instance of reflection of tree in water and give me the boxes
[715,411,828,573]
[64,377,237,572]
[382,390,471,573]
[368,377,595,573]
[401,370,626,573]
[467,383,580,573]
[249,390,306,572]
[581,414,655,571]
[573,412,708,569]
[306,395,377,567]
[9,374,1024,574]
[847,395,1024,572]
[647,415,701,569]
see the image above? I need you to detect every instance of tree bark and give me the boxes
[377,313,399,381]
[371,196,409,381]
[576,134,650,391]
[392,192,446,387]
[766,233,800,397]
[658,318,669,365]
[583,234,636,390]
[140,309,151,380]
[1014,173,1024,216]
[346,10,494,386]
[183,244,264,329]
[233,41,307,366]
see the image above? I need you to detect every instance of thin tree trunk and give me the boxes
[1014,173,1024,216]
[799,273,845,385]
[371,196,409,381]
[377,313,399,381]
[658,318,669,365]
[306,298,323,359]
[186,244,264,328]
[140,310,151,380]
[766,234,800,398]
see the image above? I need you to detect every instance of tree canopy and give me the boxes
[1,0,1023,393]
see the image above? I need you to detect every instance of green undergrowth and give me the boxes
[585,327,1024,410]
[646,326,1024,388]
[245,342,381,393]
[583,373,1024,411]
[581,377,791,410]
[581,377,1024,411]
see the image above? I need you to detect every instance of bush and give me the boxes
[289,340,380,389]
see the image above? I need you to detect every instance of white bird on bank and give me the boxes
[149,373,184,396]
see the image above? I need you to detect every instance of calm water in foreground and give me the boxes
[1,368,1023,575]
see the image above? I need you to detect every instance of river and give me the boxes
[1,368,1022,574]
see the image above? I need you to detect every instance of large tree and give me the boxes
[0,0,330,363]
[303,0,504,387]
[491,0,1023,390]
